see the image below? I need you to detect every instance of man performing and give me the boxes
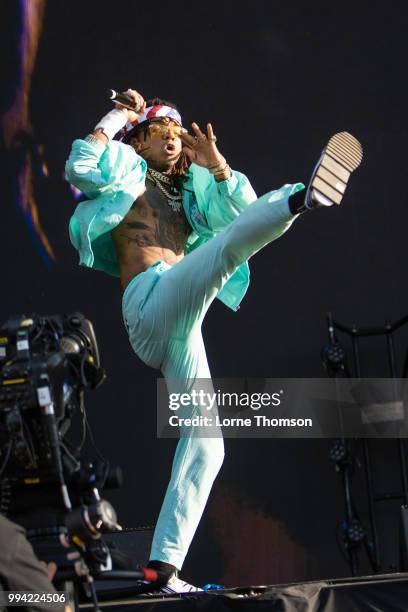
[66,88,362,592]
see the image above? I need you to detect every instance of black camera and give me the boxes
[0,312,122,575]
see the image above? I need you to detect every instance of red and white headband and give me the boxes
[136,104,183,126]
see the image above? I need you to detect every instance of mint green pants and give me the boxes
[122,186,298,570]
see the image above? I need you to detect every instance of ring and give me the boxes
[208,136,217,143]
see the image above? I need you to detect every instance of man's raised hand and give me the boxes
[180,122,226,169]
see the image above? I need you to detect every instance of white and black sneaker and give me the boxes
[136,571,203,596]
[304,131,363,210]
[159,572,203,594]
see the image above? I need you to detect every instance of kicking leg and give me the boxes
[124,132,363,346]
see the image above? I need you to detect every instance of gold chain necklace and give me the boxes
[148,168,173,185]
[146,168,183,213]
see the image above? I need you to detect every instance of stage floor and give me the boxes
[80,571,408,611]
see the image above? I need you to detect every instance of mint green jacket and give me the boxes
[66,138,297,310]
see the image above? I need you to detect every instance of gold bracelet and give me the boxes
[214,164,230,175]
[208,158,227,174]
[214,165,231,181]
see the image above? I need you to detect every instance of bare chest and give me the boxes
[112,181,191,254]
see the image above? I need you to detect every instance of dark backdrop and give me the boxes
[1,0,408,587]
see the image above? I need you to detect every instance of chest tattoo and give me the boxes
[119,183,191,253]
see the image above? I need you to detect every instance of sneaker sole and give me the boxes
[311,132,363,206]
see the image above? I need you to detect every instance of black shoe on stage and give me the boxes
[304,131,363,210]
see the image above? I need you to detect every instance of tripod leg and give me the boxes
[363,440,381,570]
[399,505,408,571]
[342,463,360,576]
[61,580,78,612]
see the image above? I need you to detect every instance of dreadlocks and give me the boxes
[123,97,190,192]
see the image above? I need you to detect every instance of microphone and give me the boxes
[108,89,142,112]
